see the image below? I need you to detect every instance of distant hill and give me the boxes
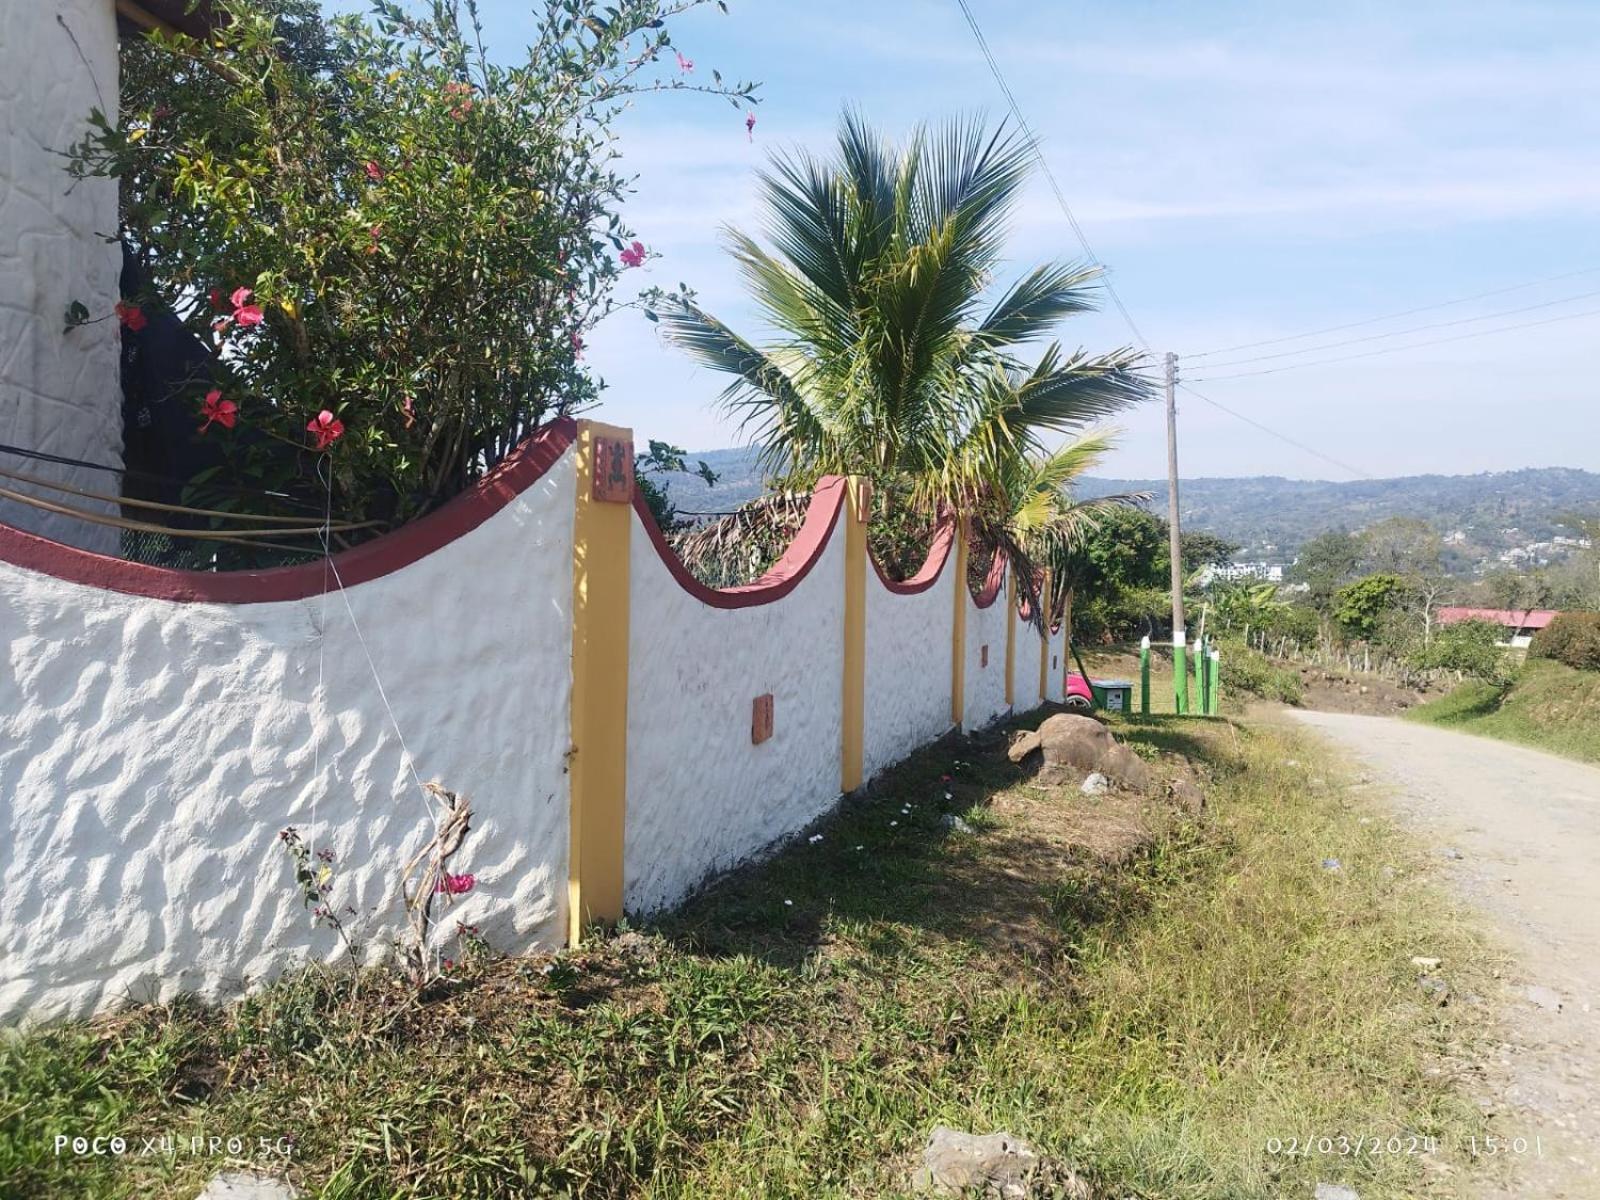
[651,448,1600,571]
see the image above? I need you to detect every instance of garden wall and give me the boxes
[0,0,125,553]
[0,419,1071,1023]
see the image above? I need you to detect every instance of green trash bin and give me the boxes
[1090,679,1133,713]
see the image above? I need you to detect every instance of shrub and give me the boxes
[1530,611,1600,672]
[71,0,756,542]
[1410,619,1511,685]
[1216,638,1303,705]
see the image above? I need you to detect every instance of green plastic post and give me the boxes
[1173,631,1188,715]
[1194,634,1206,715]
[1209,649,1221,714]
[1139,635,1151,714]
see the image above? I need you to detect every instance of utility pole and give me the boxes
[1164,352,1187,713]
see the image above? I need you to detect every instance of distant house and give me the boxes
[1435,606,1559,649]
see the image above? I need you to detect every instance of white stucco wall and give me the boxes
[623,519,845,916]
[862,565,955,782]
[962,576,1012,732]
[0,0,124,553]
[1015,605,1045,713]
[1045,623,1067,704]
[0,452,576,1024]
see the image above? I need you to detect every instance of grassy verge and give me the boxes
[1407,657,1600,764]
[2,713,1495,1199]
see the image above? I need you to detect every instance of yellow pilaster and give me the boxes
[568,419,632,944]
[1004,564,1016,708]
[841,478,869,792]
[950,517,969,726]
[1038,568,1051,703]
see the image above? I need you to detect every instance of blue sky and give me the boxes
[393,0,1600,479]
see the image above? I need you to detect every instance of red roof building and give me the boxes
[1436,607,1560,647]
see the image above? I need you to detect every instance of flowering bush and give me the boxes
[72,0,756,538]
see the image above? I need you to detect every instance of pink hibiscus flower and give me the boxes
[198,389,237,433]
[306,410,345,450]
[619,240,646,268]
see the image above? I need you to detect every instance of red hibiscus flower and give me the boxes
[435,872,475,896]
[114,301,147,332]
[619,240,646,268]
[209,286,226,309]
[234,304,264,327]
[306,410,345,450]
[364,160,384,181]
[198,389,237,433]
[230,286,253,309]
[675,50,693,72]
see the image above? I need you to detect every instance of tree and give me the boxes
[636,441,718,532]
[1290,530,1363,612]
[1179,529,1239,574]
[652,110,1151,592]
[1484,569,1553,625]
[1333,573,1408,642]
[1361,517,1449,644]
[73,0,757,540]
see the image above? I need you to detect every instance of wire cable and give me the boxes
[1193,287,1600,371]
[1186,264,1600,358]
[954,0,1153,352]
[1189,304,1600,382]
[1177,383,1375,480]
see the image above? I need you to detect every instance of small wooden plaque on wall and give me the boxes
[751,693,774,744]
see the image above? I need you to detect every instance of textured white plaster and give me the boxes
[0,0,124,552]
[862,565,955,782]
[961,578,1011,733]
[623,519,845,916]
[1016,604,1045,713]
[0,453,577,1024]
[1045,623,1067,704]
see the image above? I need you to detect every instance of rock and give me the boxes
[1314,1185,1359,1200]
[1032,713,1150,791]
[1167,778,1205,815]
[1321,858,1342,872]
[942,814,975,834]
[1036,714,1115,774]
[1410,956,1442,970]
[1419,975,1450,1004]
[1080,772,1110,796]
[1441,847,1465,861]
[1527,985,1564,1012]
[1007,730,1043,764]
[611,931,656,963]
[197,1174,299,1200]
[914,1126,1090,1199]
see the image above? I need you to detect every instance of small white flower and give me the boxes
[854,845,864,851]
[784,899,794,906]
[944,792,953,800]
[890,820,899,827]
[808,833,824,843]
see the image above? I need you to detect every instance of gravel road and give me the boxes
[1292,710,1600,1199]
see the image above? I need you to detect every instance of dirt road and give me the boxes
[1292,710,1600,1199]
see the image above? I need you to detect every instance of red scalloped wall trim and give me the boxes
[0,418,577,604]
[970,548,1007,609]
[630,476,847,609]
[868,515,955,595]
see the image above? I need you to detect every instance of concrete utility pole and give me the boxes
[1164,351,1185,637]
[1164,352,1188,713]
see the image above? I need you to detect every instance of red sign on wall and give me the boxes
[591,436,634,502]
[751,693,774,744]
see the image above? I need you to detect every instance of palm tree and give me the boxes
[653,110,1152,540]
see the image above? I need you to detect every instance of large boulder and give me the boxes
[914,1126,1091,1199]
[1033,714,1151,791]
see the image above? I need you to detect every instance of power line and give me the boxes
[1189,303,1600,382]
[951,0,1374,484]
[1177,382,1375,480]
[1186,264,1600,358]
[1194,287,1600,371]
[953,0,1153,352]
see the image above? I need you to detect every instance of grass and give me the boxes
[0,711,1499,1200]
[1407,657,1600,764]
